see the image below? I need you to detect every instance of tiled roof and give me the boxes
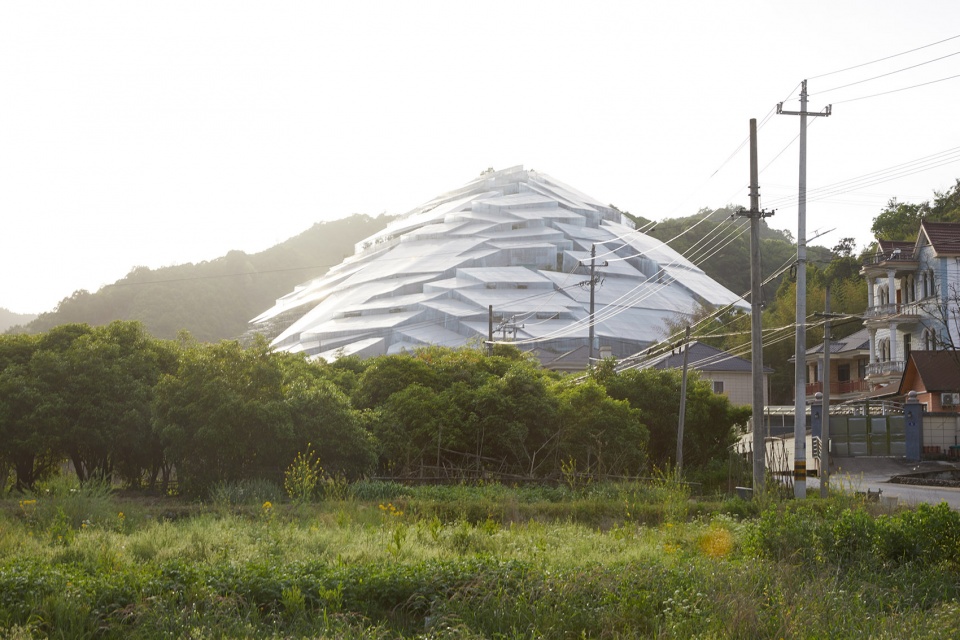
[644,341,773,373]
[920,220,960,256]
[898,351,960,393]
[877,239,915,255]
[806,327,871,355]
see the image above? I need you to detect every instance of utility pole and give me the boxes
[821,286,831,498]
[677,325,691,474]
[778,80,831,499]
[817,288,846,498]
[737,118,773,492]
[488,305,494,356]
[579,244,608,368]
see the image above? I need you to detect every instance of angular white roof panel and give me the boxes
[251,166,746,367]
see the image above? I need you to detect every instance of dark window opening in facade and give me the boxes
[838,364,850,383]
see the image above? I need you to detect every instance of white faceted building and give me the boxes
[251,166,745,369]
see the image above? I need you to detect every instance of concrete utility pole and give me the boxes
[778,80,831,499]
[580,244,608,368]
[737,118,773,492]
[677,325,691,474]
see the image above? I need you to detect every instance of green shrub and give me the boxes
[208,478,284,507]
[349,480,408,502]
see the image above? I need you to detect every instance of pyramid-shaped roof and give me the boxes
[251,166,747,365]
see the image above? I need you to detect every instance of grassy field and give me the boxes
[1,476,959,639]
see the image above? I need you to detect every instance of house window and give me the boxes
[838,364,850,383]
[903,333,912,362]
[712,380,724,394]
[858,359,867,379]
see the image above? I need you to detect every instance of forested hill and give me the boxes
[8,214,393,342]
[647,206,834,299]
[0,308,36,333]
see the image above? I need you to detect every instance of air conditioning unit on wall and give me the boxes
[941,392,960,406]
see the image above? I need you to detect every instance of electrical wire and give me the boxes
[832,72,960,105]
[809,33,960,79]
[763,144,960,210]
[816,50,960,95]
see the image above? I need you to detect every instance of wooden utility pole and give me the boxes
[778,80,831,499]
[488,305,494,355]
[737,118,772,492]
[677,325,691,474]
[821,286,832,498]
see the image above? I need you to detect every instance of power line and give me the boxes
[762,144,960,210]
[816,50,960,95]
[810,33,960,79]
[832,72,960,105]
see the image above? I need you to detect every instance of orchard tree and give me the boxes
[601,367,747,469]
[0,333,59,490]
[556,379,647,477]
[154,338,374,496]
[154,339,293,495]
[49,322,175,484]
[352,353,442,409]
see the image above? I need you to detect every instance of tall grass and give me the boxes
[1,479,958,638]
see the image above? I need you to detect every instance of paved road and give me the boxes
[810,458,960,510]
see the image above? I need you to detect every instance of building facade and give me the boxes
[862,220,960,388]
[250,166,746,367]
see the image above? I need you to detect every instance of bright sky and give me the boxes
[2,1,959,315]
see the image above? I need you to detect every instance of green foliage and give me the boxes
[0,322,176,490]
[745,500,960,570]
[870,180,960,240]
[153,338,375,496]
[1,487,958,638]
[556,379,648,477]
[208,478,285,508]
[601,367,747,469]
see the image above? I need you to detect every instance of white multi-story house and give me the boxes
[861,220,960,389]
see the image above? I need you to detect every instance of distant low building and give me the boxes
[897,351,960,413]
[640,341,772,407]
[800,327,872,404]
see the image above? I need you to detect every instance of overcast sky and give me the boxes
[2,1,959,315]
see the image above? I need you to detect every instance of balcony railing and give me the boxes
[865,360,905,376]
[805,379,871,396]
[864,303,898,318]
[864,300,929,320]
[862,250,915,266]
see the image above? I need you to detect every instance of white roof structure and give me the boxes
[251,166,746,368]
